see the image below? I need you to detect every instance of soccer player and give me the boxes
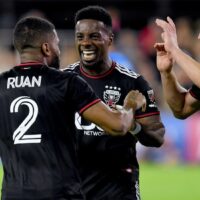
[0,16,146,200]
[154,17,200,119]
[65,6,165,200]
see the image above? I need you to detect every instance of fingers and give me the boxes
[141,98,147,112]
[156,17,175,33]
[154,43,166,52]
[137,92,146,111]
[155,18,167,30]
[167,16,176,30]
[129,90,146,111]
[198,33,200,39]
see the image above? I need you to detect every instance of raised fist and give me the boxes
[123,90,146,112]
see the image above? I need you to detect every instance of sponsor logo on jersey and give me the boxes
[75,113,105,136]
[7,76,42,89]
[75,86,121,136]
[83,130,104,136]
[103,85,121,107]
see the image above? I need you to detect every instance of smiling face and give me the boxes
[75,19,113,69]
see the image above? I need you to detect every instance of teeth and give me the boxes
[82,50,96,61]
[83,50,95,55]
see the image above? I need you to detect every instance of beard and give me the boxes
[49,55,60,69]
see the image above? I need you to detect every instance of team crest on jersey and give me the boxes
[103,85,121,107]
[147,89,157,107]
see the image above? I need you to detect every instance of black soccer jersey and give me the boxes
[65,61,160,200]
[0,62,100,200]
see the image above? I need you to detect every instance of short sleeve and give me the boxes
[189,84,200,101]
[134,76,160,118]
[67,73,101,114]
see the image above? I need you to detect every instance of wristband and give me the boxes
[115,105,123,110]
[129,122,142,136]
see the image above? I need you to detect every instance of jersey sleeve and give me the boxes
[134,76,160,118]
[189,84,200,101]
[68,73,101,114]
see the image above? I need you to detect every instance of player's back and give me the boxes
[0,63,83,199]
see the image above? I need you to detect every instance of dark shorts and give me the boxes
[84,169,141,200]
[2,199,68,200]
[1,192,85,200]
[2,196,85,200]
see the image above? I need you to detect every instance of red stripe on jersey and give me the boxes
[17,62,43,67]
[135,111,160,119]
[79,99,101,114]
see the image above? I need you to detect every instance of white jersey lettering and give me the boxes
[7,76,42,89]
[75,112,104,134]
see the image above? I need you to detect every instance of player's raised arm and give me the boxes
[156,17,200,88]
[154,17,200,118]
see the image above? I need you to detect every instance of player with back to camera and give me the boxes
[0,16,146,200]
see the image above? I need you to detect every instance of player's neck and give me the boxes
[20,51,45,65]
[81,59,112,76]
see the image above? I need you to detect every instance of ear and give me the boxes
[41,43,51,57]
[108,33,114,46]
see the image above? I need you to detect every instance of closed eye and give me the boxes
[91,33,101,40]
[76,34,83,41]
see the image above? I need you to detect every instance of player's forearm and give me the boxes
[83,102,134,136]
[137,122,165,147]
[105,100,139,136]
[160,70,187,116]
[172,47,200,87]
[101,108,134,136]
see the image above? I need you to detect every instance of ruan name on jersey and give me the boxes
[7,76,42,89]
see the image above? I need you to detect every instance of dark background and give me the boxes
[0,0,199,30]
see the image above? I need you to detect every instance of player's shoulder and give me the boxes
[46,65,74,75]
[0,68,14,79]
[61,61,80,72]
[114,62,140,79]
[44,66,79,85]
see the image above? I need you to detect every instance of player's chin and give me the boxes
[81,58,98,67]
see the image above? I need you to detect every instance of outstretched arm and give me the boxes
[156,17,200,88]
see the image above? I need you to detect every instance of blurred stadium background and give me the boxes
[0,0,200,199]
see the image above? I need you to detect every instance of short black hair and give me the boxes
[75,5,112,28]
[13,16,55,52]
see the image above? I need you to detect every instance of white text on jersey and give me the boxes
[7,76,42,89]
[75,113,105,136]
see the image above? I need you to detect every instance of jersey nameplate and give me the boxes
[7,76,42,89]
